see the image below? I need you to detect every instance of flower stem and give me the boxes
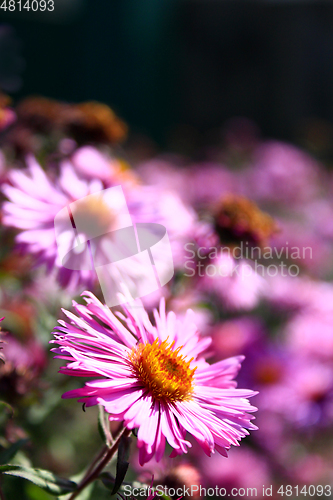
[68,427,131,500]
[0,479,6,500]
[81,444,109,480]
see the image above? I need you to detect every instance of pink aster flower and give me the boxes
[138,158,239,209]
[241,141,322,205]
[51,292,257,465]
[2,155,197,292]
[285,309,333,360]
[199,254,266,311]
[0,150,8,184]
[70,146,140,189]
[1,156,104,288]
[199,445,271,495]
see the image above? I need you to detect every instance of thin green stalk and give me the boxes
[68,427,131,500]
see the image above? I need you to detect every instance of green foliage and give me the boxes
[0,439,29,465]
[98,405,112,445]
[111,434,131,496]
[59,482,94,500]
[0,465,77,496]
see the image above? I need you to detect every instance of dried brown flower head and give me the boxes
[15,96,128,145]
[61,101,128,144]
[214,194,278,249]
[16,96,64,132]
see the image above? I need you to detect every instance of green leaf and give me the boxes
[74,482,94,500]
[99,471,114,491]
[98,405,111,445]
[100,477,160,498]
[110,434,131,495]
[58,467,96,500]
[0,465,77,496]
[0,400,14,418]
[26,482,54,500]
[92,480,118,499]
[59,482,94,500]
[0,439,29,465]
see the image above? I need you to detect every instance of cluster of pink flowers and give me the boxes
[134,123,333,490]
[1,104,333,496]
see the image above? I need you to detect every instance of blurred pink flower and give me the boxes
[51,292,257,465]
[137,158,189,199]
[264,275,333,313]
[138,158,238,209]
[0,150,7,184]
[70,146,117,182]
[187,163,238,208]
[0,328,46,403]
[268,215,333,278]
[169,289,213,333]
[242,141,322,205]
[1,156,196,290]
[1,333,46,374]
[252,349,333,428]
[267,277,333,362]
[292,454,333,485]
[199,445,270,495]
[1,156,104,289]
[199,254,266,311]
[70,146,139,189]
[209,317,263,359]
[286,309,333,360]
[153,190,197,268]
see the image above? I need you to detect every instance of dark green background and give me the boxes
[1,0,333,146]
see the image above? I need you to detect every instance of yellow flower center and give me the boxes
[129,338,196,403]
[71,195,115,237]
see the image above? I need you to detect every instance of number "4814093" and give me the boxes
[277,484,331,496]
[0,0,54,11]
